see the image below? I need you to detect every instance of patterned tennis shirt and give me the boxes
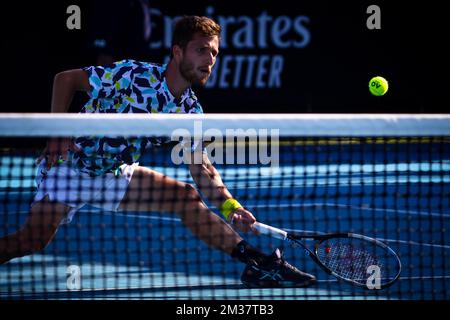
[71,59,203,176]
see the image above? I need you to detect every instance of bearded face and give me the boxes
[179,58,211,86]
[177,34,219,86]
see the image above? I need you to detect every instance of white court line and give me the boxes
[5,209,450,249]
[244,202,450,219]
[382,239,450,250]
[400,275,450,280]
[4,202,448,219]
[3,276,449,296]
[1,276,447,297]
[103,212,450,250]
[86,210,181,222]
[3,210,181,222]
[6,201,449,219]
[316,275,450,284]
[285,228,450,250]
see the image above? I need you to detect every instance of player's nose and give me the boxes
[205,52,215,66]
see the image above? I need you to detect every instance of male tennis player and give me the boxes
[0,16,316,288]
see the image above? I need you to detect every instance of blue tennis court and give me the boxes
[1,136,449,300]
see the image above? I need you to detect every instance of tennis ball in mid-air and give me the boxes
[369,76,388,96]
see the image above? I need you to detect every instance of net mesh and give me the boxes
[0,114,449,300]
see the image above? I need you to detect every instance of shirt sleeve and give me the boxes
[82,60,135,99]
[189,101,204,114]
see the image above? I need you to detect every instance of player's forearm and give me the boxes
[51,69,90,113]
[189,162,233,208]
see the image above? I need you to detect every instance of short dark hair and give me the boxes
[171,16,221,55]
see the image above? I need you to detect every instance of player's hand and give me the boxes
[229,208,258,234]
[36,137,80,170]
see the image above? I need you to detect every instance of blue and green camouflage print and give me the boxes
[71,59,203,176]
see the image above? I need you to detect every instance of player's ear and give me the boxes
[172,45,183,62]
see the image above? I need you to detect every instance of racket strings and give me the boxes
[317,240,383,284]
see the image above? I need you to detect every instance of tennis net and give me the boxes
[0,113,449,300]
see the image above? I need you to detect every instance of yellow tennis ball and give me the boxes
[369,76,389,96]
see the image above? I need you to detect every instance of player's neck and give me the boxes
[165,60,190,99]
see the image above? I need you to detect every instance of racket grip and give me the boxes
[254,222,287,240]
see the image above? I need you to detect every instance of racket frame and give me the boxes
[254,222,402,289]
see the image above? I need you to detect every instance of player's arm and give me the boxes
[51,69,90,113]
[188,153,256,233]
[37,69,89,168]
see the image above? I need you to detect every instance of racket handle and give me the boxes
[254,222,287,240]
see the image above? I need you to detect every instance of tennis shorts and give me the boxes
[32,160,138,224]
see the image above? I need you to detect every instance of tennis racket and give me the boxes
[253,222,401,289]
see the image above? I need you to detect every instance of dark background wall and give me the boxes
[1,0,448,114]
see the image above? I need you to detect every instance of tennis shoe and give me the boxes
[241,248,316,288]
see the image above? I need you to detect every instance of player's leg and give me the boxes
[118,166,316,287]
[118,166,242,254]
[0,196,70,264]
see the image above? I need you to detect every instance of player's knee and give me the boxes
[28,232,55,254]
[18,225,58,254]
[29,200,67,229]
[28,237,50,253]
